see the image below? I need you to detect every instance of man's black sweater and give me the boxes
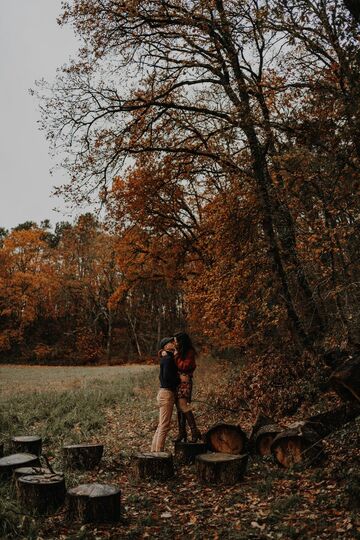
[159,351,179,391]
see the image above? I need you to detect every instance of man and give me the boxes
[151,337,179,452]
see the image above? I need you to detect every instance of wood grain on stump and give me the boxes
[12,436,42,456]
[205,423,247,455]
[67,483,121,523]
[62,443,103,470]
[254,424,282,456]
[0,453,40,480]
[131,452,174,481]
[174,441,209,464]
[271,427,324,468]
[196,452,248,485]
[17,473,66,514]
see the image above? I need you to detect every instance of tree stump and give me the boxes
[205,423,248,454]
[12,436,42,456]
[271,427,324,468]
[67,483,121,523]
[62,444,103,470]
[174,441,209,464]
[17,473,66,514]
[131,452,174,481]
[254,424,282,456]
[0,453,40,480]
[196,452,248,485]
[329,358,360,403]
[13,466,50,481]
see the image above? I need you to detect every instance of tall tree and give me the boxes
[38,0,360,356]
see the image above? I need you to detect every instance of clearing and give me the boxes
[0,358,359,539]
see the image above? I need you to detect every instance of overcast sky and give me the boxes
[0,1,82,231]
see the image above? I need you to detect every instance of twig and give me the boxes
[41,454,56,475]
[192,399,250,414]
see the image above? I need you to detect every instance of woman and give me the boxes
[174,332,202,443]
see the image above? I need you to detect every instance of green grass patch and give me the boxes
[1,367,157,453]
[0,365,157,539]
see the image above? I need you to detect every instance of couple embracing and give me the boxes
[151,332,202,452]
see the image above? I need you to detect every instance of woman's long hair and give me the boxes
[174,332,196,359]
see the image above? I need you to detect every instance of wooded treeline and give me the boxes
[0,217,183,362]
[4,0,360,409]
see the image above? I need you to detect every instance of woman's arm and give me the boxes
[176,350,196,373]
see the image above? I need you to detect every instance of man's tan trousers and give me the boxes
[151,388,175,452]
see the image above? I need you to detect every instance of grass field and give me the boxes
[0,359,359,540]
[0,363,155,399]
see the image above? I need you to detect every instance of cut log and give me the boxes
[12,435,42,456]
[271,427,324,468]
[205,423,247,455]
[62,444,103,470]
[254,424,282,456]
[196,452,248,485]
[0,453,40,480]
[67,483,121,523]
[305,403,360,438]
[250,413,275,440]
[17,473,66,514]
[174,441,209,464]
[329,358,360,403]
[131,452,174,481]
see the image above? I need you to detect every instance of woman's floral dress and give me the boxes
[175,349,196,402]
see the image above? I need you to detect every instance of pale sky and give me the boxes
[0,1,81,230]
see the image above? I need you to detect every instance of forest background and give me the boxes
[1,0,360,418]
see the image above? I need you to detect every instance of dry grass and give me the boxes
[0,364,155,399]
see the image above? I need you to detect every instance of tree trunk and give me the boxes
[106,309,113,361]
[215,1,320,350]
[329,358,360,403]
[17,473,66,515]
[196,453,248,485]
[62,444,103,470]
[67,483,121,523]
[205,423,248,455]
[304,403,360,438]
[127,312,142,358]
[131,452,174,481]
[12,436,42,456]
